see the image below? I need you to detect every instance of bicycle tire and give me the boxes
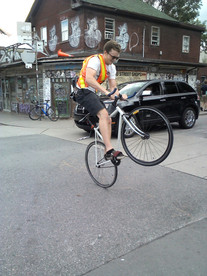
[85,141,118,188]
[121,106,173,166]
[29,106,41,120]
[47,106,59,121]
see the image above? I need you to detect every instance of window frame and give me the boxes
[151,26,160,46]
[104,17,115,40]
[40,26,47,46]
[182,35,190,53]
[61,19,69,41]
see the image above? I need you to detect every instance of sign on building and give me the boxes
[17,22,32,44]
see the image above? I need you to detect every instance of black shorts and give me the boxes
[76,88,105,116]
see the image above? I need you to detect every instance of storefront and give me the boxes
[0,56,202,117]
[0,72,41,114]
[0,61,79,118]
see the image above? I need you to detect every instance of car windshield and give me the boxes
[119,81,147,97]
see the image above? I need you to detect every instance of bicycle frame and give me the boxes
[38,102,50,115]
[84,96,173,187]
[93,103,148,151]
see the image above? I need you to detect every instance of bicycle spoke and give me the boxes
[29,106,41,120]
[121,107,173,166]
[85,141,118,188]
[48,107,59,121]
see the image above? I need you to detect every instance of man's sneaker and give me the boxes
[104,149,125,160]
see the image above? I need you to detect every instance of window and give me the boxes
[163,82,178,94]
[104,18,115,40]
[182,36,190,53]
[40,26,47,46]
[151,83,161,96]
[61,19,68,41]
[177,82,195,93]
[151,26,160,46]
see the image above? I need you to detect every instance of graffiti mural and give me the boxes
[85,17,101,48]
[129,32,139,51]
[69,16,81,48]
[19,103,31,114]
[0,48,21,63]
[49,25,58,52]
[116,23,129,51]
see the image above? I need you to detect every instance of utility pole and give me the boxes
[33,28,40,105]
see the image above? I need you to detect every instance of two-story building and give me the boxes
[0,0,206,117]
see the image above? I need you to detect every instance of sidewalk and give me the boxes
[0,111,86,143]
[1,111,207,275]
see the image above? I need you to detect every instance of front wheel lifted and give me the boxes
[121,106,173,166]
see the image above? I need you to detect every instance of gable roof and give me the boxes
[80,0,177,22]
[26,0,177,23]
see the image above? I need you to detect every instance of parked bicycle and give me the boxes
[29,100,59,121]
[79,89,173,188]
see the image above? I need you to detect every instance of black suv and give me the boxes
[74,79,200,134]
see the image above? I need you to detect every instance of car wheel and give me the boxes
[179,107,196,129]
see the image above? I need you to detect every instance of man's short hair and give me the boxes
[103,40,121,53]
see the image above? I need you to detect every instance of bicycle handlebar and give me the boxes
[108,88,136,100]
[127,92,137,99]
[108,88,117,97]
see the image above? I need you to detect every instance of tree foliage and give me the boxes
[193,19,207,53]
[143,0,207,53]
[143,0,202,22]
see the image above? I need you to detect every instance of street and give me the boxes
[0,113,207,275]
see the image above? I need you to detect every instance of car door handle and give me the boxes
[160,99,166,102]
[181,96,186,99]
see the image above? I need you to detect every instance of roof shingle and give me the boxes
[82,0,177,22]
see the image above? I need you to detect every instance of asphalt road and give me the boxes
[0,113,207,275]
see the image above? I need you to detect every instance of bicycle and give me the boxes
[29,100,59,121]
[80,89,173,188]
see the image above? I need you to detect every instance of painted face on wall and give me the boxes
[69,16,81,48]
[84,17,101,48]
[116,23,129,51]
[49,25,58,52]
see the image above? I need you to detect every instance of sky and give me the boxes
[0,0,207,46]
[0,0,35,46]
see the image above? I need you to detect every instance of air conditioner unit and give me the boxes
[105,32,114,40]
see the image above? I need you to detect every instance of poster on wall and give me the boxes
[116,71,147,84]
[43,77,51,101]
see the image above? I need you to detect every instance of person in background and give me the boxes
[201,79,207,111]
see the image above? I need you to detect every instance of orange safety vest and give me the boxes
[77,54,108,88]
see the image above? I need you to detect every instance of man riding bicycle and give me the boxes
[76,40,127,160]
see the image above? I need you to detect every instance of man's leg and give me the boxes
[97,108,113,152]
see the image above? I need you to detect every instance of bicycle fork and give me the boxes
[115,106,149,149]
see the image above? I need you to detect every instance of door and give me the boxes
[141,82,164,110]
[161,81,180,120]
[51,80,71,118]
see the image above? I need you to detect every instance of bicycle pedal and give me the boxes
[111,158,121,166]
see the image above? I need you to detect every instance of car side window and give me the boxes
[177,82,195,93]
[163,82,178,95]
[151,83,161,95]
[143,84,161,96]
